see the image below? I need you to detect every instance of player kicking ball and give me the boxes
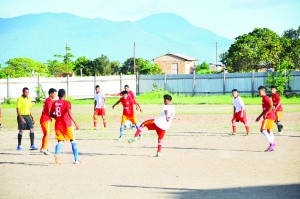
[256,86,276,152]
[112,91,142,141]
[39,88,57,155]
[230,89,250,135]
[128,94,175,157]
[51,89,80,164]
[93,85,107,130]
[271,86,284,134]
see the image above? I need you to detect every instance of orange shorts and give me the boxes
[41,121,53,136]
[94,108,106,116]
[121,115,137,125]
[143,119,166,140]
[55,127,74,141]
[275,111,283,122]
[261,119,275,130]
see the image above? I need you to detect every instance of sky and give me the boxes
[0,0,299,39]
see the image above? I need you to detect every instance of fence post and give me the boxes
[223,69,226,95]
[251,70,254,97]
[94,74,96,92]
[7,76,10,99]
[164,73,167,91]
[192,69,196,96]
[136,72,139,96]
[66,75,69,96]
[120,73,123,92]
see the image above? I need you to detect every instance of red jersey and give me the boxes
[119,97,136,116]
[262,95,276,120]
[51,99,72,129]
[119,90,135,99]
[272,93,283,111]
[40,97,53,123]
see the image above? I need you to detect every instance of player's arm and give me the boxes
[68,108,79,130]
[94,100,97,111]
[274,96,281,111]
[263,100,273,120]
[105,93,121,97]
[233,106,236,116]
[102,97,106,109]
[135,101,142,112]
[16,108,25,124]
[112,100,120,109]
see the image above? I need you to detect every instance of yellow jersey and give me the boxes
[16,96,32,115]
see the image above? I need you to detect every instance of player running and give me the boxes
[230,89,250,135]
[51,89,80,164]
[93,85,107,130]
[128,94,175,157]
[256,86,276,152]
[112,91,142,141]
[271,86,284,134]
[39,88,57,155]
[16,87,38,151]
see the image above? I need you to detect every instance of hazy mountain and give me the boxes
[0,12,233,66]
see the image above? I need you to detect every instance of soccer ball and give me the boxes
[124,120,133,130]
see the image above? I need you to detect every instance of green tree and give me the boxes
[111,61,120,75]
[196,62,211,74]
[50,45,75,75]
[93,55,112,76]
[73,56,93,76]
[120,57,162,75]
[3,58,48,78]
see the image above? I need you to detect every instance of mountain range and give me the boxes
[0,12,233,66]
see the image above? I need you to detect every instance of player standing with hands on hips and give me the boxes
[256,86,276,152]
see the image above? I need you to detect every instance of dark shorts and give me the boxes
[17,115,34,130]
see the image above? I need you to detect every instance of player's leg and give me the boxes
[54,129,64,165]
[17,116,24,150]
[132,115,142,139]
[275,111,284,134]
[128,119,155,143]
[155,129,166,157]
[26,116,38,150]
[101,108,107,129]
[41,121,52,155]
[231,113,238,135]
[261,119,275,152]
[119,115,126,140]
[241,110,250,135]
[64,127,80,164]
[93,109,98,129]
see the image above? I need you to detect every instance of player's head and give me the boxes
[58,89,66,99]
[271,86,277,94]
[258,86,267,97]
[95,85,100,93]
[121,90,128,99]
[48,88,57,99]
[163,94,172,105]
[22,87,29,97]
[124,85,129,91]
[232,89,238,98]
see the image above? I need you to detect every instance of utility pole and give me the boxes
[133,41,136,75]
[66,42,68,67]
[216,42,218,66]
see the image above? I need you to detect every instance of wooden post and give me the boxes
[223,68,226,95]
[164,73,167,91]
[7,76,10,99]
[136,72,139,96]
[192,68,196,96]
[120,73,123,92]
[251,70,254,97]
[66,75,69,96]
[94,74,97,95]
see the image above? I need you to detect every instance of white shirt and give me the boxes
[233,96,244,113]
[94,92,105,108]
[154,104,175,130]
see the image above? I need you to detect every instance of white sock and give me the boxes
[269,132,275,144]
[262,130,272,144]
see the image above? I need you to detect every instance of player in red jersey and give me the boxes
[112,91,142,140]
[51,89,80,164]
[39,88,57,155]
[256,86,276,152]
[271,86,284,134]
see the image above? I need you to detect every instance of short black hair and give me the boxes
[121,91,128,95]
[163,94,172,101]
[48,88,57,95]
[232,89,238,92]
[95,85,100,89]
[258,86,267,92]
[271,86,277,89]
[58,89,66,98]
[22,87,29,92]
[124,85,129,88]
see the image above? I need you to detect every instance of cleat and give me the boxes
[40,148,44,153]
[16,145,24,151]
[74,160,80,165]
[245,132,251,136]
[91,127,97,130]
[229,132,237,136]
[279,127,284,134]
[138,134,142,140]
[265,144,275,152]
[29,145,38,150]
[0,124,2,129]
[54,154,61,165]
[118,136,123,141]
[155,152,161,157]
[44,150,51,155]
[128,137,138,143]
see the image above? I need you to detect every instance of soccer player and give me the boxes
[51,89,80,164]
[16,87,38,151]
[256,86,276,152]
[230,89,250,135]
[128,94,175,157]
[39,88,57,155]
[93,85,107,130]
[271,86,284,134]
[112,91,142,140]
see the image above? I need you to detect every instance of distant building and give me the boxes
[153,53,197,74]
[209,63,224,72]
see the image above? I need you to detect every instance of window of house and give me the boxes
[171,63,178,74]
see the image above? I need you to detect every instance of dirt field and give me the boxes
[0,104,300,199]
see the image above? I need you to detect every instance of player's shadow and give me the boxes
[0,152,44,156]
[169,131,255,137]
[0,161,50,167]
[111,184,300,199]
[75,152,148,157]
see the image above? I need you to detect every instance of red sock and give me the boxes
[134,127,144,137]
[103,119,107,127]
[158,140,162,152]
[93,117,97,127]
[232,122,236,133]
[41,135,45,149]
[245,126,250,133]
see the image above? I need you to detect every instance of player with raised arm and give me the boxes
[16,87,38,151]
[230,89,250,135]
[256,86,276,152]
[51,89,80,164]
[271,86,284,134]
[112,91,142,141]
[93,85,107,130]
[128,94,175,157]
[39,88,57,155]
